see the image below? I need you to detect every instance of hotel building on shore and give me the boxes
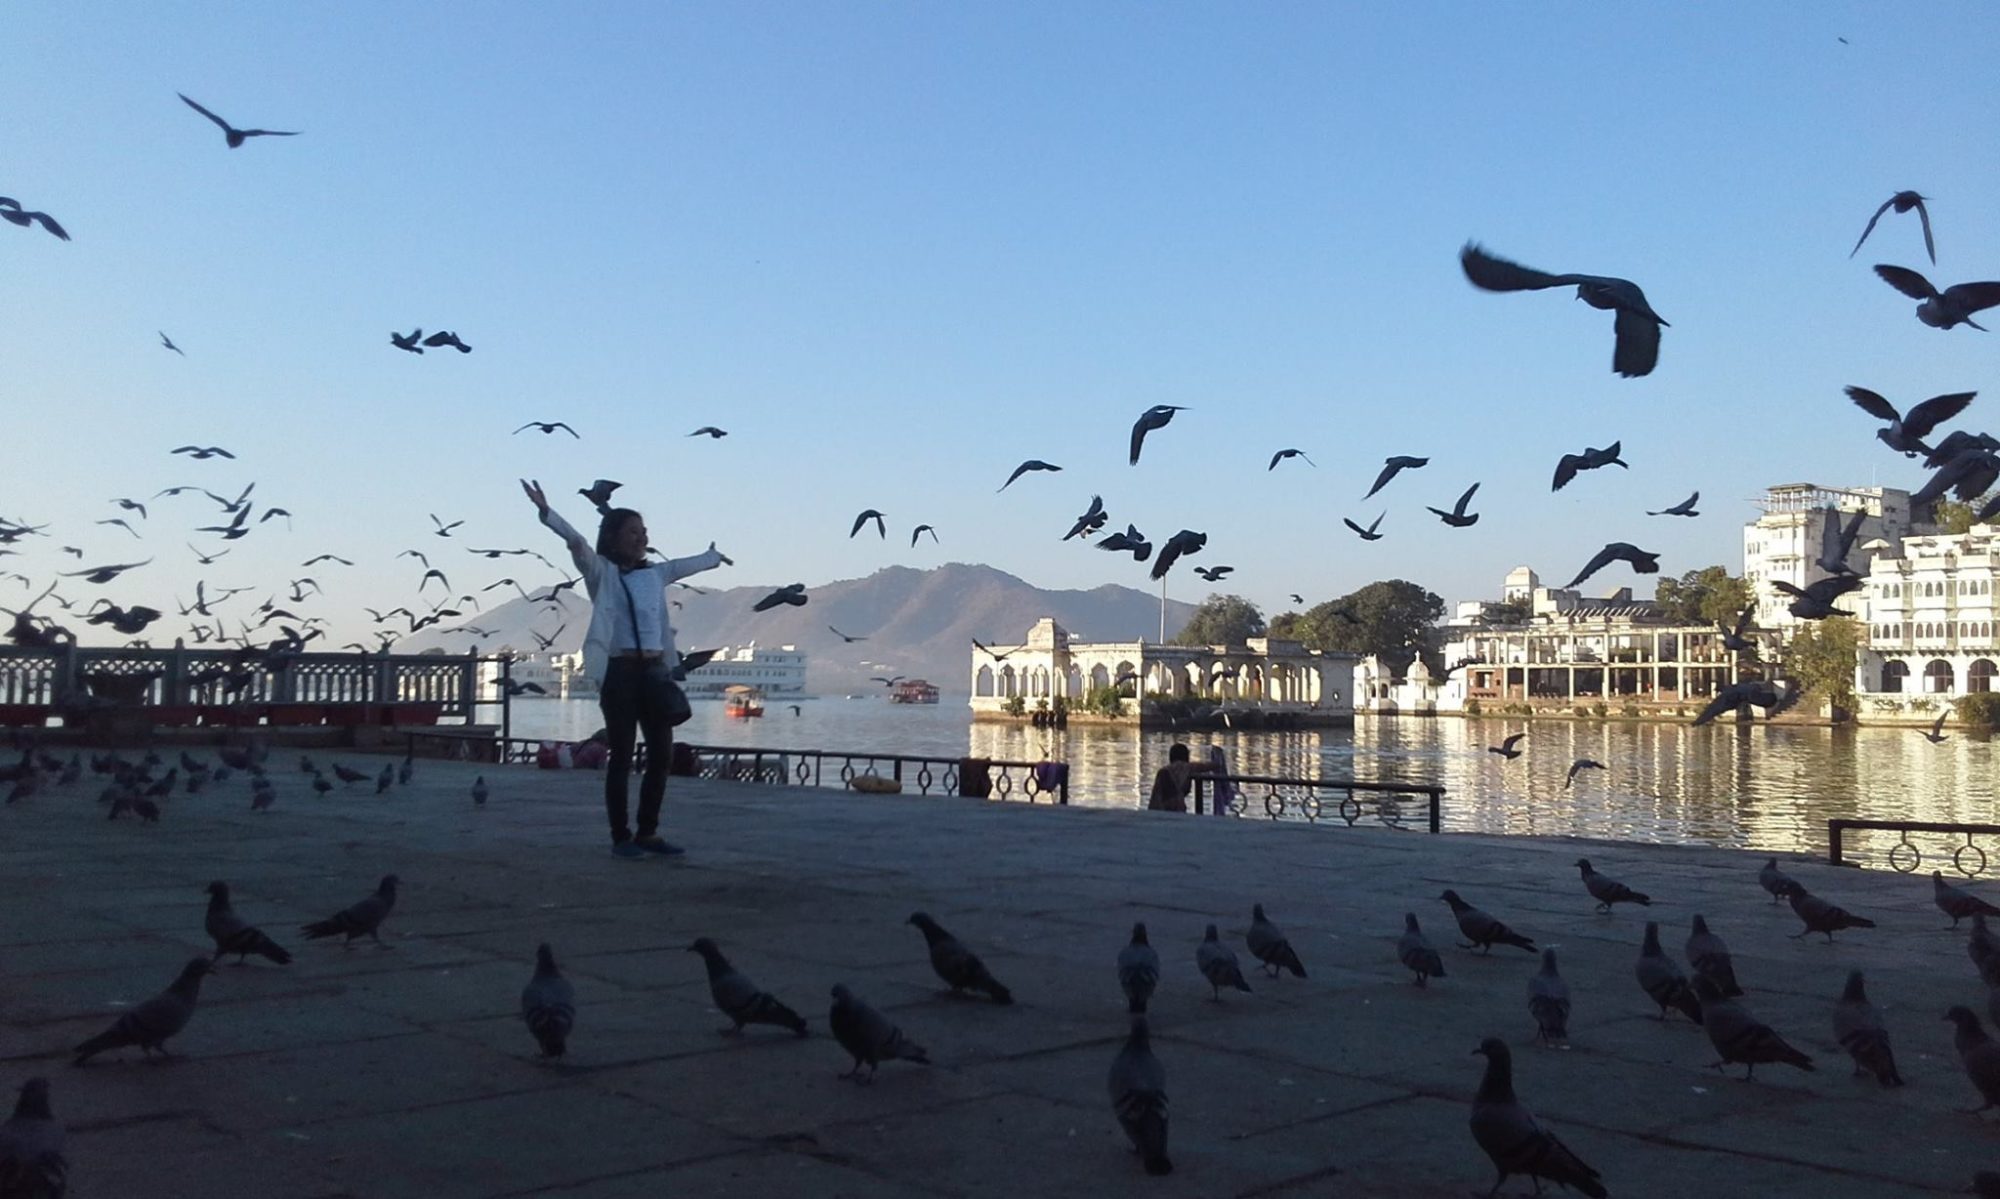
[1852,523,2000,708]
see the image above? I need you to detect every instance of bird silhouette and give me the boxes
[577,479,622,512]
[910,524,938,546]
[1921,711,1949,744]
[1461,242,1668,377]
[1097,523,1152,562]
[1343,513,1385,541]
[1851,191,1934,264]
[1192,565,1234,582]
[688,426,728,438]
[1771,575,1864,619]
[1150,530,1207,581]
[390,328,424,353]
[999,460,1061,491]
[1064,495,1109,541]
[422,330,472,353]
[1363,456,1428,500]
[430,515,465,538]
[178,93,300,148]
[1648,491,1700,517]
[1691,680,1800,726]
[828,626,866,643]
[61,559,152,585]
[1129,405,1186,465]
[171,446,235,460]
[1267,448,1314,470]
[1551,442,1627,491]
[1874,265,2000,331]
[1846,386,1974,457]
[1488,733,1525,760]
[513,421,579,438]
[0,196,69,240]
[753,584,807,611]
[159,332,184,356]
[849,510,887,539]
[1565,542,1659,590]
[1427,483,1481,527]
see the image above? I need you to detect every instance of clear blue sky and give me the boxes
[6,3,1998,647]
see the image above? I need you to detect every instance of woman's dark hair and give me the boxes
[1169,743,1190,764]
[595,507,644,560]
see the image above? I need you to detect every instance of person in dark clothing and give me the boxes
[1146,742,1218,813]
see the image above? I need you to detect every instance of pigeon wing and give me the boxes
[1942,282,2000,316]
[1915,196,1936,264]
[1611,306,1662,377]
[1459,243,1586,292]
[1875,264,1939,300]
[1902,392,1976,439]
[1850,196,1895,258]
[1844,386,1900,424]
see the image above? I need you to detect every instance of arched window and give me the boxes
[1926,659,1956,693]
[1970,660,1997,694]
[1089,664,1110,691]
[975,665,996,697]
[1880,660,1909,693]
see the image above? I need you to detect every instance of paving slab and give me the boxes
[1,749,1994,1196]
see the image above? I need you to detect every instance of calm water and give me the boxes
[502,697,1996,860]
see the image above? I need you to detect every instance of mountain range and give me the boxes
[393,562,1196,695]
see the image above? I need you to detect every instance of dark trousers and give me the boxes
[599,658,675,842]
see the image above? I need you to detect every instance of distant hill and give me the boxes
[394,562,1196,695]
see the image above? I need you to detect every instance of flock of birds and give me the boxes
[12,734,2000,1195]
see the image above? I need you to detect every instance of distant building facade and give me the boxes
[1742,483,1918,631]
[1854,523,2000,707]
[968,618,1357,724]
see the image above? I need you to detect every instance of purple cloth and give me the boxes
[1035,761,1069,793]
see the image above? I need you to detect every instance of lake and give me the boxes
[502,696,1996,863]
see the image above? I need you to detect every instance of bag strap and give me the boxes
[615,567,647,652]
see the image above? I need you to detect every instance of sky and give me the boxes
[6,3,2000,650]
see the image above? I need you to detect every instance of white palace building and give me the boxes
[1854,523,2000,706]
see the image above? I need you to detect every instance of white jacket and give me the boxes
[540,507,725,684]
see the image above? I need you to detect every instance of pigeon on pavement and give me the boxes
[687,937,808,1036]
[1469,1038,1607,1197]
[1246,904,1307,979]
[520,943,576,1058]
[204,881,292,965]
[1441,890,1536,954]
[1576,859,1651,912]
[299,875,399,946]
[1694,976,1814,1079]
[1946,1006,2000,1111]
[1788,887,1876,942]
[1197,924,1253,1000]
[0,1077,65,1197]
[1118,923,1160,1014]
[72,958,212,1064]
[909,912,1013,1003]
[828,984,928,1081]
[1528,949,1571,1046]
[1936,871,2000,929]
[1832,971,1902,1087]
[1758,858,1803,903]
[1397,913,1446,986]
[1635,922,1702,1023]
[1108,1015,1172,1176]
[1685,916,1744,997]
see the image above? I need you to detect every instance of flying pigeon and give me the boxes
[422,331,472,353]
[1648,491,1700,517]
[1267,447,1313,470]
[688,426,727,438]
[1771,575,1864,620]
[390,328,424,353]
[752,584,808,611]
[1551,442,1627,492]
[688,937,808,1036]
[177,92,299,148]
[998,460,1061,491]
[1564,542,1658,590]
[1461,241,1668,378]
[1874,264,2000,330]
[1149,529,1207,581]
[1846,386,1974,457]
[1691,680,1800,726]
[1343,512,1385,541]
[577,479,622,512]
[910,524,938,546]
[1851,191,1935,263]
[0,196,69,240]
[1096,523,1152,562]
[1487,733,1525,760]
[513,421,579,438]
[849,510,887,539]
[1426,482,1480,527]
[1363,455,1427,500]
[1564,758,1605,788]
[1129,405,1186,465]
[1064,495,1109,541]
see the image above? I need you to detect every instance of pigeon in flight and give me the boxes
[1461,242,1668,378]
[0,196,69,240]
[972,637,1018,661]
[1267,448,1313,470]
[178,93,300,147]
[430,515,465,538]
[1717,606,1755,652]
[513,421,579,438]
[1551,441,1627,491]
[1064,495,1109,541]
[1845,386,1974,457]
[1565,759,1606,788]
[753,584,808,611]
[1691,680,1800,726]
[1129,405,1186,466]
[910,524,938,546]
[1097,523,1152,562]
[1427,483,1480,527]
[1648,491,1699,517]
[577,479,622,512]
[95,517,140,539]
[61,559,152,585]
[1343,512,1384,541]
[1288,594,1304,604]
[1816,506,1868,575]
[999,459,1061,491]
[1488,733,1525,760]
[422,330,472,353]
[159,331,184,356]
[171,445,235,460]
[828,626,866,643]
[1771,574,1864,620]
[390,328,424,353]
[1363,455,1427,500]
[1874,264,2000,331]
[1150,529,1207,581]
[1564,542,1659,590]
[688,426,728,438]
[1192,565,1233,582]
[1851,191,1934,264]
[849,509,887,540]
[1922,711,1950,745]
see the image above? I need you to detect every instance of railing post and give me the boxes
[499,655,513,743]
[1192,777,1207,815]
[1828,819,1848,867]
[1429,787,1441,835]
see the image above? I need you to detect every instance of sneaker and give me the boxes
[611,840,647,859]
[632,835,685,857]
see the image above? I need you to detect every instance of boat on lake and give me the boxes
[723,684,765,719]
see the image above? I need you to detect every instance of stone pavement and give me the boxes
[4,752,1996,1198]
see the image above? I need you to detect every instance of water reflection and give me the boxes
[504,700,1994,857]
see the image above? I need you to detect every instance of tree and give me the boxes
[1288,580,1442,671]
[1267,611,1305,640]
[1479,598,1531,626]
[1934,496,1997,535]
[1171,594,1266,647]
[1655,566,1754,628]
[1785,616,1860,715]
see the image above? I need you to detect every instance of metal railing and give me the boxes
[402,731,1068,804]
[1828,818,2000,876]
[1192,773,1445,833]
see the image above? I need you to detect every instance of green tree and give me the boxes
[1479,598,1531,626]
[1289,579,1442,671]
[1785,616,1861,714]
[1934,496,1996,535]
[1655,566,1755,627]
[1267,611,1305,640]
[1172,594,1266,647]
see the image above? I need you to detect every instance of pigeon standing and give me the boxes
[1831,971,1901,1087]
[1758,858,1802,903]
[1246,903,1307,979]
[1576,858,1651,913]
[1469,1038,1607,1198]
[520,944,576,1058]
[472,776,488,806]
[1527,949,1571,1046]
[72,959,212,1064]
[204,881,292,965]
[1685,915,1744,997]
[299,875,399,946]
[1397,913,1445,986]
[1936,871,2000,929]
[1196,924,1253,1000]
[0,1078,66,1198]
[1788,887,1875,942]
[828,984,928,1081]
[1694,977,1814,1079]
[687,937,808,1036]
[908,912,1012,1003]
[1634,922,1702,1023]
[1946,1006,2000,1111]
[1107,1015,1172,1176]
[1117,923,1160,1014]
[1441,890,1536,954]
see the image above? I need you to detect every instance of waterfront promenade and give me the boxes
[4,755,1993,1197]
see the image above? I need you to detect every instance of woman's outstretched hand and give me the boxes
[521,479,549,514]
[710,541,734,566]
